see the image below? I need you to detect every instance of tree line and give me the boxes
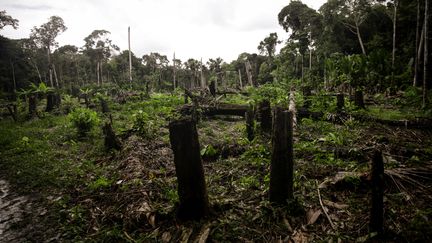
[0,0,430,107]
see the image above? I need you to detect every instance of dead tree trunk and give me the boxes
[54,93,61,108]
[169,118,209,220]
[269,107,294,204]
[369,150,384,235]
[423,0,429,108]
[245,107,254,141]
[354,90,365,109]
[99,97,110,113]
[28,94,37,118]
[336,93,345,111]
[209,80,216,97]
[103,120,121,150]
[46,93,55,112]
[6,104,17,122]
[302,86,312,109]
[258,99,272,133]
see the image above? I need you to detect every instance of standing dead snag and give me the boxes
[28,94,37,118]
[370,150,384,235]
[99,97,110,113]
[336,93,344,111]
[258,99,272,133]
[169,118,209,220]
[245,107,255,141]
[354,90,365,109]
[302,86,312,109]
[102,118,121,151]
[269,108,294,204]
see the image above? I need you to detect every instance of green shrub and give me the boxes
[62,95,79,114]
[69,108,100,136]
[132,110,156,138]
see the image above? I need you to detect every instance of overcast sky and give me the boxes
[1,0,326,62]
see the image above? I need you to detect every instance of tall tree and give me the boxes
[278,1,321,81]
[0,10,19,30]
[423,0,428,108]
[83,30,119,85]
[30,16,67,87]
[414,0,422,87]
[258,32,281,59]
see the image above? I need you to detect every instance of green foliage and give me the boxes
[69,108,100,136]
[132,110,156,138]
[88,176,112,190]
[248,82,289,105]
[241,144,271,166]
[200,144,218,157]
[62,94,79,114]
[238,175,259,189]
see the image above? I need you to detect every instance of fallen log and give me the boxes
[179,103,248,117]
[204,103,248,117]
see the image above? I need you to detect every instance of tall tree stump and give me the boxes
[209,80,216,97]
[258,99,272,133]
[245,107,255,141]
[46,93,55,112]
[302,86,312,109]
[99,97,110,113]
[28,94,37,118]
[54,93,61,108]
[269,107,294,204]
[336,93,345,111]
[354,90,365,109]
[370,150,384,235]
[6,104,17,122]
[169,118,209,220]
[102,120,121,150]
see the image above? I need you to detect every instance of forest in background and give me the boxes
[0,0,430,108]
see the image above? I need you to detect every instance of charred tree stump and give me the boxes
[6,104,17,122]
[336,93,345,111]
[54,93,61,108]
[169,118,209,220]
[209,80,216,97]
[84,94,90,108]
[102,120,121,150]
[369,150,384,235]
[28,95,37,118]
[354,90,365,109]
[245,107,255,141]
[258,99,272,133]
[99,97,110,113]
[46,93,55,112]
[269,107,294,204]
[302,86,312,109]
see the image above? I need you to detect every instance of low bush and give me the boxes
[69,108,100,136]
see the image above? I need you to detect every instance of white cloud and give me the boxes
[1,0,325,62]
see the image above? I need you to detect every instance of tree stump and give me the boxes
[269,107,294,204]
[99,97,110,113]
[370,150,384,235]
[6,104,17,122]
[336,93,344,111]
[54,93,61,108]
[169,118,209,220]
[354,90,365,109]
[245,107,255,141]
[28,95,37,118]
[46,93,55,112]
[302,86,312,109]
[209,80,216,97]
[102,121,121,150]
[258,99,272,133]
